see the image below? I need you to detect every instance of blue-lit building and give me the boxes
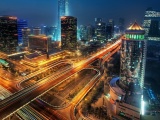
[57,0,69,41]
[17,19,28,44]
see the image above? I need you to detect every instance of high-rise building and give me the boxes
[0,16,18,53]
[86,25,94,41]
[120,22,146,90]
[143,7,160,40]
[17,19,28,44]
[106,19,114,40]
[33,27,41,35]
[79,24,94,42]
[118,18,125,33]
[22,27,31,47]
[94,18,106,42]
[61,16,77,50]
[79,25,87,41]
[106,22,147,120]
[57,0,69,41]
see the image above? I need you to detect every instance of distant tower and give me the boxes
[118,18,125,33]
[61,16,77,50]
[106,19,114,40]
[57,0,69,41]
[22,27,31,47]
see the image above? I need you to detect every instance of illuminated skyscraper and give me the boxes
[61,16,77,50]
[120,22,146,90]
[0,16,18,53]
[57,0,69,41]
[106,22,147,119]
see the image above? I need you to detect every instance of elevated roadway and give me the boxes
[0,38,122,119]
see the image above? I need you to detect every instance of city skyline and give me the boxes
[0,1,160,119]
[0,0,160,27]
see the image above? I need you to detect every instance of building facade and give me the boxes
[0,16,18,53]
[61,16,77,50]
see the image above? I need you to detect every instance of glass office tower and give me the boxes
[61,16,77,50]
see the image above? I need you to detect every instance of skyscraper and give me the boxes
[22,27,31,47]
[79,25,87,41]
[61,16,77,50]
[57,0,69,41]
[94,18,106,42]
[120,22,146,90]
[107,22,147,119]
[0,16,18,53]
[17,19,28,44]
[106,19,114,40]
[143,7,160,40]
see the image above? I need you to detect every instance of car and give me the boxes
[21,73,26,76]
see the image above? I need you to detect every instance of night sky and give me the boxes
[0,0,160,27]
